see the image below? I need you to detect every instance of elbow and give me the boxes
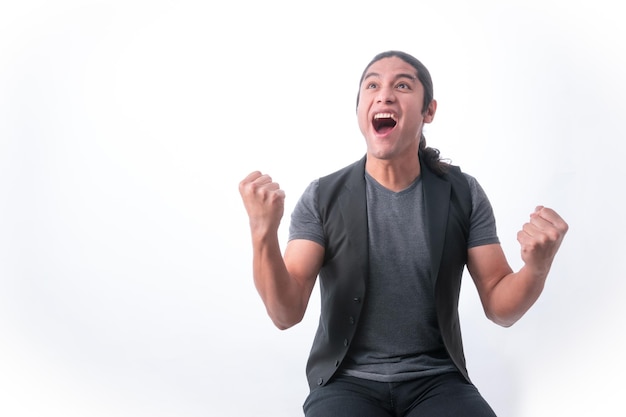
[268,309,304,331]
[490,316,516,328]
[485,308,520,328]
[271,317,301,331]
[273,321,296,331]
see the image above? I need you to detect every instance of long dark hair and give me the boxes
[356,50,449,176]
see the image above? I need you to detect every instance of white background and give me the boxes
[1,1,625,416]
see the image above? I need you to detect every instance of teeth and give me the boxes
[373,113,397,121]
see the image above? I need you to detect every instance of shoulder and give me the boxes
[318,156,366,200]
[436,164,473,214]
[458,171,489,200]
[442,163,465,181]
[432,163,470,193]
[319,157,365,184]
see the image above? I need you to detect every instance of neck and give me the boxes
[365,153,421,192]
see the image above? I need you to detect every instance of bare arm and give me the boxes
[239,171,324,330]
[468,206,569,327]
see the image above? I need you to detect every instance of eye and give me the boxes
[366,82,378,89]
[396,82,411,90]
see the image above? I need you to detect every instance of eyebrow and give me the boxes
[362,72,417,82]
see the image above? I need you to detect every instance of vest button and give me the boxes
[317,378,324,385]
[343,338,349,346]
[353,297,361,303]
[349,316,355,325]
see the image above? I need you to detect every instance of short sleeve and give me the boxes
[288,179,326,247]
[464,173,500,248]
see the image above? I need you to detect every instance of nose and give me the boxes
[376,86,395,104]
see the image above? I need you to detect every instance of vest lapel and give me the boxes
[421,163,451,283]
[340,157,369,277]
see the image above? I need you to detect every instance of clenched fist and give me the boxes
[239,171,286,236]
[517,206,569,276]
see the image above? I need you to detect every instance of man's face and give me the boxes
[357,56,436,161]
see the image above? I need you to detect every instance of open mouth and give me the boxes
[372,113,397,134]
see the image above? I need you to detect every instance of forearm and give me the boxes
[251,232,307,330]
[471,207,568,327]
[485,265,549,327]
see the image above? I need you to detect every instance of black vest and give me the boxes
[306,155,472,391]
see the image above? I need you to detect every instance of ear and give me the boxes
[423,99,437,123]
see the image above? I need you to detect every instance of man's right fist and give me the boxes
[239,171,286,234]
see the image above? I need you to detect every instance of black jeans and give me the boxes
[303,372,497,417]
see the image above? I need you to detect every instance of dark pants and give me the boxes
[303,372,497,417]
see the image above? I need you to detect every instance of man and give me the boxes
[239,50,568,416]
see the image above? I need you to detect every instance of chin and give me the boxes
[368,148,395,160]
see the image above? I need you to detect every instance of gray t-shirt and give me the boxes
[289,170,499,382]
